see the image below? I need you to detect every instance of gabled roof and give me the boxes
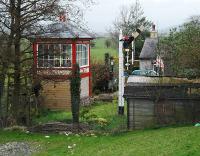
[33,22,94,39]
[139,38,158,60]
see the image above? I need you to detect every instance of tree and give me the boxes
[109,0,152,50]
[105,39,111,48]
[0,0,94,124]
[159,15,200,78]
[70,64,81,125]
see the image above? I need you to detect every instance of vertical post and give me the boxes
[126,51,129,70]
[89,42,92,97]
[72,41,76,65]
[132,41,135,65]
[118,30,124,115]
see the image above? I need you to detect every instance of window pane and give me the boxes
[44,59,48,67]
[62,44,71,67]
[37,44,72,68]
[49,45,54,57]
[76,44,88,67]
[44,45,48,59]
[38,59,43,67]
[38,44,43,67]
[38,44,43,59]
[55,58,60,67]
[54,44,60,54]
[49,59,54,67]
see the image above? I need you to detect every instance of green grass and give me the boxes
[33,111,72,124]
[33,101,126,133]
[1,102,200,155]
[1,126,200,156]
[91,37,118,62]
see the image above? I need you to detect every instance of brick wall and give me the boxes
[40,77,90,110]
[40,81,71,110]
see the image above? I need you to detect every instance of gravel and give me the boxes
[0,142,32,156]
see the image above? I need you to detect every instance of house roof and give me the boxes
[33,22,94,40]
[139,38,158,60]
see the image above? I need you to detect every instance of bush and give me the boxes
[80,107,108,127]
[91,62,111,93]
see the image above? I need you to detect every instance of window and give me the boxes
[37,44,72,68]
[76,44,89,67]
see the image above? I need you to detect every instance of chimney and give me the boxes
[150,24,158,38]
[59,11,66,22]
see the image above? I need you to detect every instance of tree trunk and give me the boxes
[11,0,22,124]
[0,65,6,115]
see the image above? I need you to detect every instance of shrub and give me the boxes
[70,64,81,124]
[91,62,111,93]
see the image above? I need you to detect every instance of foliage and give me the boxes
[159,15,200,78]
[105,39,111,48]
[70,64,81,124]
[91,62,111,92]
[90,40,96,48]
[80,108,97,121]
[80,107,108,127]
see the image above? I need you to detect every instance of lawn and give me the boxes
[33,101,127,133]
[91,37,118,62]
[1,102,200,156]
[1,126,200,156]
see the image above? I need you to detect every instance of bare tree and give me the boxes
[108,0,152,49]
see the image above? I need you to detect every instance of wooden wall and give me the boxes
[125,83,200,130]
[40,81,71,110]
[127,98,200,130]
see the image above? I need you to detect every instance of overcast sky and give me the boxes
[84,0,200,33]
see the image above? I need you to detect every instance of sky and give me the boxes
[84,0,200,33]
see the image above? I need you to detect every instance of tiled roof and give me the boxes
[34,22,94,39]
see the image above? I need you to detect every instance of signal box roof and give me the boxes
[33,22,94,40]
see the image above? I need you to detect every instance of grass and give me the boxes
[33,101,127,133]
[91,37,118,62]
[1,125,200,156]
[33,111,72,124]
[1,102,200,155]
